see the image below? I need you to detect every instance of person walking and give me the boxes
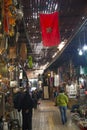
[20,88,34,130]
[53,88,58,106]
[57,89,68,125]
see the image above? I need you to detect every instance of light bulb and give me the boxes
[79,49,83,55]
[83,45,87,51]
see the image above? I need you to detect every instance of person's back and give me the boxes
[13,91,23,111]
[57,89,68,125]
[57,92,68,106]
[21,90,34,113]
[32,90,38,108]
[20,89,34,130]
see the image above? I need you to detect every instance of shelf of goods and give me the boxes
[78,120,87,130]
[71,104,87,130]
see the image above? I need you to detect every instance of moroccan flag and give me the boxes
[40,11,60,47]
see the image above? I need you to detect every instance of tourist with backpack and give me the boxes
[56,89,68,125]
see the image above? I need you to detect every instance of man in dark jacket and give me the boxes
[20,89,34,130]
[13,88,23,111]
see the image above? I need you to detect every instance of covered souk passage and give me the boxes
[32,100,80,130]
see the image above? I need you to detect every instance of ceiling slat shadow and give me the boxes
[17,0,87,70]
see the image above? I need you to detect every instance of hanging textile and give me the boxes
[3,0,16,35]
[20,43,27,61]
[39,11,60,47]
[9,46,17,59]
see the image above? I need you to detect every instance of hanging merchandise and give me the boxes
[12,0,18,6]
[3,0,13,34]
[0,37,7,55]
[39,11,60,47]
[20,43,27,61]
[3,122,8,130]
[0,2,2,32]
[83,67,87,75]
[9,46,17,59]
[54,74,59,87]
[9,26,15,37]
[3,0,20,36]
[28,56,33,69]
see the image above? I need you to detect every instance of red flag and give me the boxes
[40,12,60,47]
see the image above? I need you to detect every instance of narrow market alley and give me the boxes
[32,100,80,130]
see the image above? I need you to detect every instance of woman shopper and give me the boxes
[57,89,68,125]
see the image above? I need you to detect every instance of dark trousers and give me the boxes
[22,112,32,130]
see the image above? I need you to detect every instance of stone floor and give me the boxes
[32,100,80,130]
